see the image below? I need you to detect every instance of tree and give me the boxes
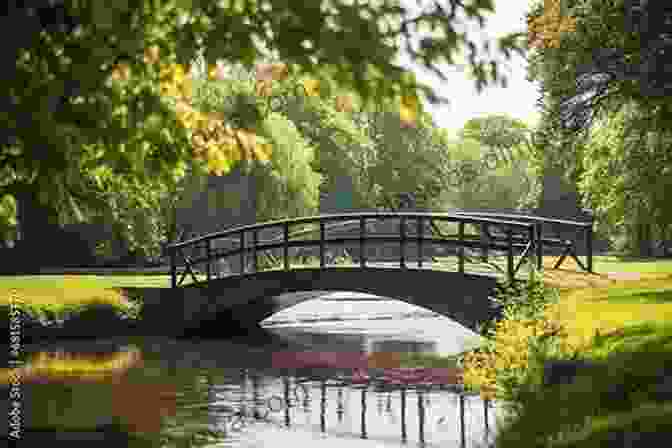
[525,0,672,255]
[443,115,541,212]
[459,114,531,164]
[526,0,672,148]
[1,0,525,267]
[579,101,672,256]
[332,104,455,212]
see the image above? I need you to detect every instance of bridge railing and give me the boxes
[166,212,540,288]
[450,211,594,273]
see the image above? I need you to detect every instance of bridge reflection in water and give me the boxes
[11,343,506,447]
[202,367,499,448]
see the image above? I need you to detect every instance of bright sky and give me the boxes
[401,0,540,136]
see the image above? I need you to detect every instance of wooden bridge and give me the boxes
[166,211,594,288]
[158,211,594,335]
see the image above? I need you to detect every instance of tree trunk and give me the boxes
[13,185,63,269]
[12,185,94,269]
[633,211,654,258]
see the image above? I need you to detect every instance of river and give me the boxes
[4,291,509,447]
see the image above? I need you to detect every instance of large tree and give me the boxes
[444,115,541,212]
[579,100,672,256]
[525,0,672,255]
[1,0,525,267]
[527,0,672,137]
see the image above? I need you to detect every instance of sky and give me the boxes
[401,0,541,136]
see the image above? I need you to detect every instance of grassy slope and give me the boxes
[540,257,672,354]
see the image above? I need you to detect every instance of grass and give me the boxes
[543,261,672,352]
[593,256,672,273]
[0,275,171,309]
[460,255,672,446]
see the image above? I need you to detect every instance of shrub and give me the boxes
[460,267,580,404]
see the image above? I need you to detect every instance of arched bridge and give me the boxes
[164,212,594,333]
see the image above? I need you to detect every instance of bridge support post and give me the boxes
[480,223,489,263]
[507,228,514,282]
[283,222,290,271]
[458,221,465,274]
[528,225,536,271]
[417,216,423,268]
[360,217,366,268]
[170,249,176,289]
[400,215,406,269]
[240,231,245,275]
[206,239,212,281]
[320,222,326,268]
[536,222,543,270]
[252,230,258,273]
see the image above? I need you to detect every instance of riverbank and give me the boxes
[459,256,672,446]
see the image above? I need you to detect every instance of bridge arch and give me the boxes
[171,267,501,334]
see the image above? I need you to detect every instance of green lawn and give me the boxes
[0,274,170,308]
[544,256,672,355]
[593,256,672,273]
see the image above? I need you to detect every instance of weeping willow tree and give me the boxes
[266,68,377,212]
[252,112,322,221]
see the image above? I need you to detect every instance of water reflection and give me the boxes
[4,336,503,447]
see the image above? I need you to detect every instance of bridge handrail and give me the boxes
[450,211,593,228]
[177,236,532,265]
[452,210,594,273]
[167,212,535,251]
[166,211,595,288]
[171,218,532,250]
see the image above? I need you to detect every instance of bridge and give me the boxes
[162,212,594,334]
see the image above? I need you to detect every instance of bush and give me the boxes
[0,298,141,341]
[460,267,579,404]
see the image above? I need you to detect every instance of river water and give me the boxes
[5,291,510,447]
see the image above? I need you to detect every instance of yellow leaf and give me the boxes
[144,45,160,65]
[180,77,193,98]
[399,94,419,127]
[111,63,132,82]
[235,129,257,152]
[302,78,320,97]
[255,80,273,97]
[335,94,354,112]
[253,142,272,162]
